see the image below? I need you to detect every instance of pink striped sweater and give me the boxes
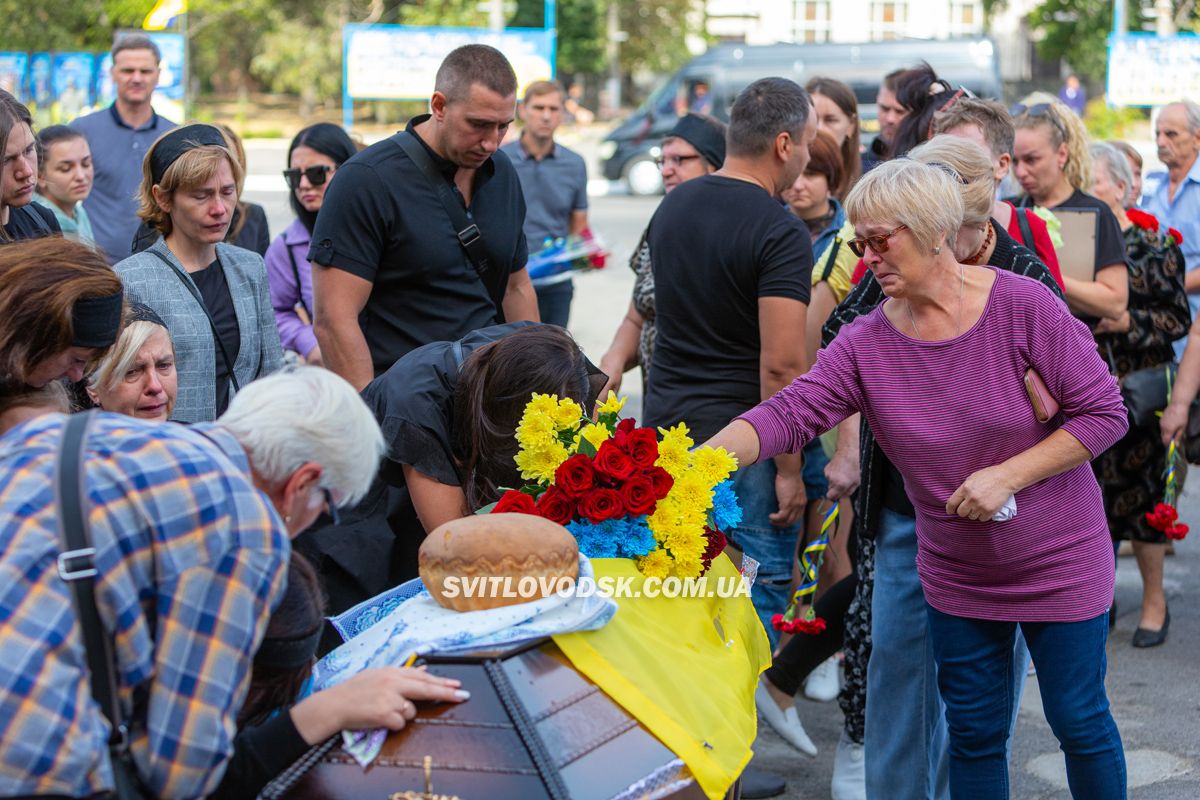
[741,268,1128,621]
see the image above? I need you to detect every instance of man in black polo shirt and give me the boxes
[309,44,538,390]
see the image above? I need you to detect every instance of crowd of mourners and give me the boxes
[1,30,1199,800]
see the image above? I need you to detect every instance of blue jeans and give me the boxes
[802,439,829,501]
[729,459,801,648]
[534,277,574,328]
[865,509,1030,800]
[927,607,1125,800]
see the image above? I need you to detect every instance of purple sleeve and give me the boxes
[1026,286,1128,456]
[265,235,318,357]
[737,328,865,461]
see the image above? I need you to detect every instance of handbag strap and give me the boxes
[54,410,128,749]
[146,248,241,393]
[285,241,312,320]
[390,131,506,319]
[1015,207,1036,251]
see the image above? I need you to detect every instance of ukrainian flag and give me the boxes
[143,0,186,31]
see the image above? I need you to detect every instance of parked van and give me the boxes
[600,37,1002,195]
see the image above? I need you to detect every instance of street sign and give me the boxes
[1108,33,1200,107]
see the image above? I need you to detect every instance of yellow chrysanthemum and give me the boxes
[552,397,584,430]
[690,446,739,487]
[576,423,611,452]
[596,391,627,416]
[671,554,705,579]
[516,413,555,444]
[670,473,714,511]
[527,393,558,418]
[656,441,691,477]
[514,442,570,483]
[658,422,694,450]
[638,548,673,579]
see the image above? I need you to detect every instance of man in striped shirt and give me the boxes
[0,367,383,798]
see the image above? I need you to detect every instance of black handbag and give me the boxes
[1119,361,1177,428]
[55,411,156,800]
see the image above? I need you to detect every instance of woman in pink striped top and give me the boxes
[707,159,1129,800]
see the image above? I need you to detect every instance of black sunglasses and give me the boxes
[1010,102,1068,138]
[283,165,333,190]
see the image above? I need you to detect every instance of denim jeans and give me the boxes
[865,509,1030,800]
[801,438,829,501]
[927,607,1125,800]
[534,277,574,328]
[729,458,801,648]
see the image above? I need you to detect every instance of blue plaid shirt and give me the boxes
[0,413,288,798]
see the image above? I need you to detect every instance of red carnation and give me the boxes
[1127,208,1159,232]
[770,613,787,631]
[593,439,636,482]
[494,490,536,515]
[625,427,659,470]
[701,527,727,564]
[1168,227,1184,245]
[788,616,828,635]
[619,476,657,516]
[555,453,596,498]
[1165,523,1189,541]
[577,487,625,523]
[646,466,674,500]
[535,485,576,526]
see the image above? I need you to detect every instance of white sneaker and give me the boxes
[830,729,866,800]
[754,679,818,756]
[804,656,840,702]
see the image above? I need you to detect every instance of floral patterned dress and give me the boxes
[629,227,656,393]
[1093,213,1191,543]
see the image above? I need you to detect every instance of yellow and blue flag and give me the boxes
[143,0,187,31]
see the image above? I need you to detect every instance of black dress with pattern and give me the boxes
[1093,222,1191,543]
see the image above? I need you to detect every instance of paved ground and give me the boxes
[243,139,1199,799]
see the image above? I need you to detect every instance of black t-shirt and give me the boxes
[644,175,812,442]
[307,114,528,376]
[191,259,242,416]
[2,203,60,242]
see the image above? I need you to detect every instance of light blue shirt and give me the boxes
[31,194,96,248]
[1143,157,1200,354]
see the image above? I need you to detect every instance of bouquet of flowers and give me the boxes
[1146,438,1189,541]
[771,502,839,635]
[490,391,742,579]
[526,229,609,281]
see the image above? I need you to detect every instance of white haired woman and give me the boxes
[86,303,178,422]
[708,159,1129,800]
[1089,141,1190,647]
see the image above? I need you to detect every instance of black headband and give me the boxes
[254,626,323,669]
[71,290,124,348]
[127,302,168,329]
[150,124,228,185]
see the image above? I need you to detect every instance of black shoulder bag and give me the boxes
[54,411,156,799]
[390,131,507,321]
[146,249,241,395]
[1015,207,1037,251]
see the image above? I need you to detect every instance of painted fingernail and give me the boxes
[453,689,471,700]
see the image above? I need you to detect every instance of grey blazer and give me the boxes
[115,238,284,423]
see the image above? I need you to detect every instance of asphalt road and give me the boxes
[243,139,1199,799]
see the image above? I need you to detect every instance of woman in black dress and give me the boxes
[1089,142,1191,648]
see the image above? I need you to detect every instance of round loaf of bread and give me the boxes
[419,513,580,612]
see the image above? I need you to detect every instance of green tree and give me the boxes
[615,0,703,77]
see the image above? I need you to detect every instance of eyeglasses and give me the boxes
[847,224,909,258]
[283,165,334,190]
[927,86,972,138]
[655,154,702,169]
[322,487,340,526]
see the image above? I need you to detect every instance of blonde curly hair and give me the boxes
[1013,92,1091,193]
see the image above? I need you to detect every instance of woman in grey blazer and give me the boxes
[116,124,282,423]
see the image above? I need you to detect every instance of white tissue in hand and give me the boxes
[991,495,1017,522]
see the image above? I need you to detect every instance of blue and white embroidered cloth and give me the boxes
[312,554,616,765]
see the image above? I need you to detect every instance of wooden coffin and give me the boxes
[282,639,738,800]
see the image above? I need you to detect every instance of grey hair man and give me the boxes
[310,44,539,392]
[70,34,176,264]
[1144,99,1200,329]
[0,365,382,797]
[644,74,816,650]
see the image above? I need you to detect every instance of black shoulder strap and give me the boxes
[391,131,505,319]
[146,248,241,394]
[54,411,126,746]
[284,239,312,319]
[1015,207,1036,251]
[818,237,842,285]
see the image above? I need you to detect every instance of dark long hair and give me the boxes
[452,325,591,510]
[887,62,947,159]
[237,552,325,729]
[287,123,358,233]
[805,76,862,195]
[0,91,35,238]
